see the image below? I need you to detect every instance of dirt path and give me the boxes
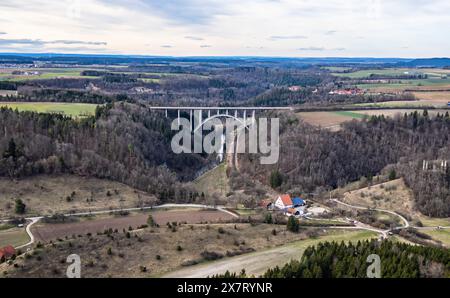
[162,229,377,278]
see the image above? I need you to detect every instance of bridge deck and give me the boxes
[147,106,293,110]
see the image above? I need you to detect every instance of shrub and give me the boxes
[147,215,156,227]
[287,216,300,233]
[201,250,224,261]
[14,199,26,214]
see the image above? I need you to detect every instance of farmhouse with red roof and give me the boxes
[274,194,293,210]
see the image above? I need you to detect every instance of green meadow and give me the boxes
[0,102,98,117]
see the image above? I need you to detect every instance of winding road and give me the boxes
[332,199,409,228]
[1,203,238,249]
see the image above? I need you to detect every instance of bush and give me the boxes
[389,169,397,181]
[200,250,224,261]
[14,199,26,214]
[287,216,300,233]
[176,245,183,251]
[264,213,273,224]
[270,170,283,188]
[147,215,156,227]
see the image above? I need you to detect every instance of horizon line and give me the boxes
[2,52,450,60]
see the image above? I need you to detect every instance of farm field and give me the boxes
[298,109,446,130]
[0,175,157,218]
[297,111,361,131]
[333,67,450,79]
[32,209,235,243]
[411,91,450,107]
[0,68,99,81]
[0,227,29,248]
[2,223,332,278]
[322,66,353,72]
[163,229,378,277]
[0,90,18,97]
[332,68,419,78]
[355,109,448,117]
[0,102,98,117]
[357,79,450,92]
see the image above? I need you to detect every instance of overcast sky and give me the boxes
[0,0,449,57]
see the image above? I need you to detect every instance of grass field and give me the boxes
[0,174,157,218]
[163,229,378,277]
[3,223,341,277]
[0,227,29,248]
[332,68,416,78]
[298,110,400,130]
[0,102,98,117]
[0,68,98,81]
[138,78,161,83]
[357,78,450,91]
[322,66,353,72]
[333,111,368,119]
[297,111,360,131]
[420,229,450,247]
[194,163,230,197]
[417,216,450,227]
[0,90,18,97]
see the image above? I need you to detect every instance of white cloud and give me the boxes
[0,0,449,57]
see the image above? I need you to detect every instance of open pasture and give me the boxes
[0,102,98,117]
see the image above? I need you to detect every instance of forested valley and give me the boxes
[0,103,205,203]
[239,111,450,217]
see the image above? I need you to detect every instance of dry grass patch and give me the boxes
[342,179,415,216]
[0,175,157,218]
[2,223,321,278]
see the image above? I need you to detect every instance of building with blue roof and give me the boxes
[292,197,306,207]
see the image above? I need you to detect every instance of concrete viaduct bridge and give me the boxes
[148,106,293,168]
[147,106,293,129]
